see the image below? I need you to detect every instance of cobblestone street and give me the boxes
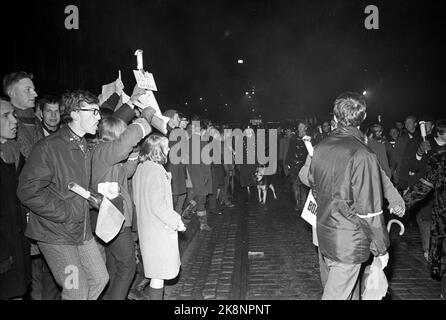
[163,178,442,300]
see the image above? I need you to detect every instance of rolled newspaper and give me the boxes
[68,182,91,199]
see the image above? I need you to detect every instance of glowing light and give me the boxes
[238,59,244,64]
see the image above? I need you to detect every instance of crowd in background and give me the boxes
[1,71,445,300]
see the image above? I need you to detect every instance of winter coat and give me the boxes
[18,125,93,245]
[309,126,389,264]
[132,160,182,280]
[167,137,187,196]
[0,155,31,299]
[367,137,391,179]
[90,118,150,228]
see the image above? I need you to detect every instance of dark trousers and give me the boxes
[186,188,207,211]
[102,227,136,300]
[30,255,61,300]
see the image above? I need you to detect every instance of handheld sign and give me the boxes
[301,189,317,228]
[133,70,158,91]
[95,197,125,243]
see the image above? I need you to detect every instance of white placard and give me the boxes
[133,90,159,111]
[95,197,125,243]
[97,182,119,200]
[133,70,157,91]
[100,81,116,105]
[301,189,317,228]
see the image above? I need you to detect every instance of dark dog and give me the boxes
[254,166,277,204]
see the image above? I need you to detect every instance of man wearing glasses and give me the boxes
[17,90,109,299]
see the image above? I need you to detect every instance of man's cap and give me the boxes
[163,109,178,119]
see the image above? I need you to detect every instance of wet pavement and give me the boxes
[160,178,442,300]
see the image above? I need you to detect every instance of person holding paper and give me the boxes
[309,92,390,300]
[133,134,186,300]
[285,122,309,211]
[17,90,109,300]
[90,109,154,300]
[0,99,31,300]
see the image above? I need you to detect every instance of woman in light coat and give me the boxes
[133,134,186,300]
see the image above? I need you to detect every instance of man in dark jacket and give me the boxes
[17,90,110,300]
[309,92,390,300]
[285,122,309,210]
[185,116,213,231]
[4,72,59,300]
[163,109,188,214]
[0,99,31,299]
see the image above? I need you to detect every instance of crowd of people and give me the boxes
[0,71,445,300]
[0,70,263,300]
[278,93,445,299]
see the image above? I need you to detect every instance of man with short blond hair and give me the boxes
[3,71,43,158]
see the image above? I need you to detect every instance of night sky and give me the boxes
[1,0,445,125]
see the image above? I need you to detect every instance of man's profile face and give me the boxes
[42,103,61,129]
[405,118,416,133]
[395,122,403,130]
[10,78,38,109]
[78,102,101,135]
[0,101,18,141]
